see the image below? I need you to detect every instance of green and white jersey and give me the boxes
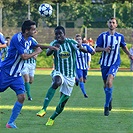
[50,38,79,78]
[24,49,36,64]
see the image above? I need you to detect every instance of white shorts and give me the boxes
[51,70,75,96]
[21,63,36,77]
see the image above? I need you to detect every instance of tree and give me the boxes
[1,0,132,28]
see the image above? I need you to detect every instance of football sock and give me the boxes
[8,101,23,124]
[104,87,113,107]
[79,81,86,95]
[50,94,69,120]
[25,82,31,98]
[43,87,56,111]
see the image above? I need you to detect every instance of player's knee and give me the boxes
[106,80,112,88]
[52,80,62,89]
[17,94,25,103]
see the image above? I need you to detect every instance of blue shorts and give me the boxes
[76,69,88,80]
[0,69,25,95]
[101,65,119,80]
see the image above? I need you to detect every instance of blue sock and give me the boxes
[8,101,23,124]
[79,81,86,95]
[104,87,113,107]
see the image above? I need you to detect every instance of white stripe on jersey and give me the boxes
[76,45,90,70]
[99,33,123,66]
[10,55,24,76]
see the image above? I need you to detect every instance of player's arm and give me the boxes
[76,43,87,53]
[21,47,42,60]
[0,43,6,48]
[46,43,60,56]
[122,46,133,59]
[37,44,59,51]
[88,45,96,55]
[95,46,111,53]
[79,46,88,53]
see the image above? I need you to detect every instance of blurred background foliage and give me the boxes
[0,0,132,28]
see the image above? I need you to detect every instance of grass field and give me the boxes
[0,69,133,133]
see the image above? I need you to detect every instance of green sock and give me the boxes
[25,82,31,98]
[50,94,69,120]
[43,87,56,111]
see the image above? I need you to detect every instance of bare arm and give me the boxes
[46,43,60,56]
[21,47,42,60]
[37,44,59,51]
[122,46,133,59]
[95,46,111,53]
[46,49,54,56]
[79,46,88,53]
[0,44,6,48]
[77,43,88,53]
[91,50,96,55]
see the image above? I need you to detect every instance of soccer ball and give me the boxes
[38,3,53,17]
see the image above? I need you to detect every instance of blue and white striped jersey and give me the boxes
[0,33,6,64]
[1,32,38,77]
[76,44,94,70]
[96,31,126,66]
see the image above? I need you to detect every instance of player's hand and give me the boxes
[128,54,133,60]
[105,46,111,53]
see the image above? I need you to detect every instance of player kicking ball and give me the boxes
[36,26,88,126]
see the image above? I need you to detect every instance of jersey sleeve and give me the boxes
[69,39,79,50]
[86,44,95,54]
[120,34,126,47]
[96,33,103,47]
[11,33,25,55]
[30,37,38,48]
[0,33,6,44]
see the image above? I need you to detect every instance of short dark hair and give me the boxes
[5,36,10,40]
[21,20,36,33]
[54,26,65,35]
[109,17,118,23]
[75,34,82,38]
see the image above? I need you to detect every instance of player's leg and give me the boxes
[46,93,69,126]
[46,76,75,125]
[23,74,32,100]
[103,65,118,116]
[21,64,32,100]
[77,69,88,98]
[27,68,35,100]
[37,74,62,117]
[101,66,110,116]
[82,70,88,98]
[104,74,114,116]
[6,76,25,128]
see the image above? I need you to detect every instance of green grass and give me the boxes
[0,69,133,133]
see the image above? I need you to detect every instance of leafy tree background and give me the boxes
[0,0,132,68]
[0,0,133,28]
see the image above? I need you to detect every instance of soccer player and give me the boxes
[0,32,7,66]
[95,17,133,116]
[75,34,95,98]
[21,48,37,101]
[0,20,58,128]
[36,26,88,126]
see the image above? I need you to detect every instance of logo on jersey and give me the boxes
[59,51,70,59]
